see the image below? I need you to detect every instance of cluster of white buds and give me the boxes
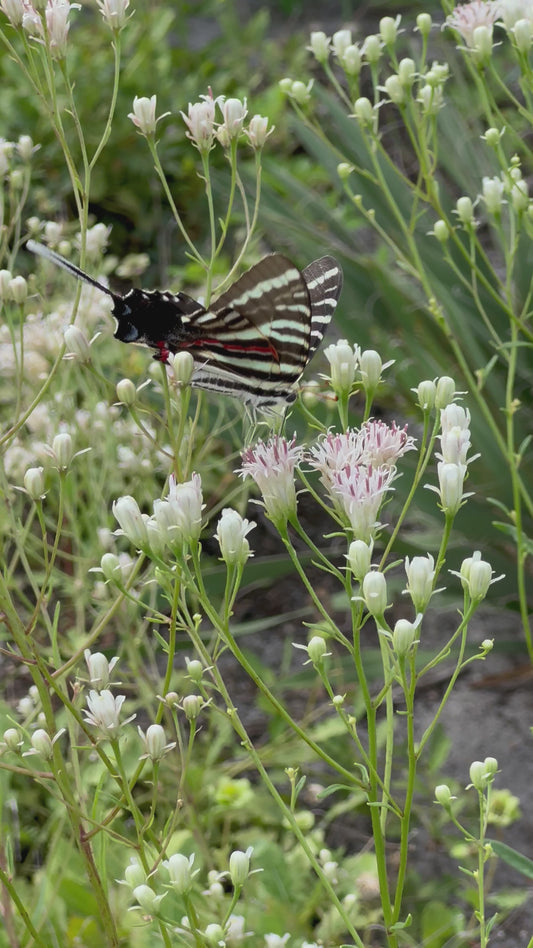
[178,93,273,153]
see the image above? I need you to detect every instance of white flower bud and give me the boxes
[512,18,533,52]
[416,379,436,411]
[359,349,382,391]
[353,97,375,127]
[337,162,354,179]
[384,75,406,105]
[379,16,399,45]
[459,552,494,601]
[215,508,255,567]
[138,723,171,761]
[483,127,502,147]
[112,495,149,549]
[30,728,53,759]
[181,695,203,720]
[116,378,137,405]
[340,44,362,75]
[392,619,418,655]
[132,884,165,914]
[416,13,432,35]
[51,432,74,470]
[245,114,272,149]
[362,571,388,617]
[185,658,203,683]
[363,34,382,64]
[96,0,130,32]
[170,350,194,386]
[433,220,450,242]
[324,338,360,396]
[64,325,91,361]
[100,552,122,583]
[1,0,25,27]
[435,376,456,409]
[398,57,416,88]
[2,728,22,751]
[124,858,145,889]
[24,466,45,500]
[510,177,529,212]
[472,24,494,62]
[9,275,28,303]
[204,925,226,945]
[309,30,330,62]
[348,539,373,581]
[469,758,497,790]
[331,29,352,58]
[17,134,34,161]
[163,853,196,894]
[436,462,466,515]
[128,95,158,136]
[455,196,475,225]
[289,80,313,104]
[307,635,328,665]
[0,269,12,298]
[482,175,505,214]
[435,783,453,806]
[404,554,435,611]
[229,848,253,887]
[84,649,118,690]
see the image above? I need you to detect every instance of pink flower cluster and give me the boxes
[307,421,416,540]
[239,421,415,540]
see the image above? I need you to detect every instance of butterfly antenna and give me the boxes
[27,240,118,300]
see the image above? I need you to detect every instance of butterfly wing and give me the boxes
[180,254,313,407]
[303,256,343,359]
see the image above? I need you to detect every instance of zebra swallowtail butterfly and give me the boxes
[27,240,342,412]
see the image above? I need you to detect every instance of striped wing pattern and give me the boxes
[182,254,342,410]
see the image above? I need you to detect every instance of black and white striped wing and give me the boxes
[185,254,314,407]
[303,255,343,359]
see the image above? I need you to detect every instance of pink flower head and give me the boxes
[445,0,501,46]
[307,429,365,493]
[358,420,416,467]
[239,435,303,525]
[331,464,396,541]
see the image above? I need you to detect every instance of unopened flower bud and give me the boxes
[469,758,498,790]
[417,379,436,411]
[309,30,330,62]
[384,75,405,105]
[51,432,73,470]
[24,466,45,500]
[332,29,352,58]
[353,97,374,126]
[359,349,382,392]
[436,462,466,515]
[185,658,203,683]
[246,114,271,149]
[0,269,12,298]
[341,44,362,75]
[163,853,196,893]
[324,338,359,396]
[398,57,416,88]
[170,350,194,385]
[100,552,122,583]
[513,18,533,53]
[404,554,435,611]
[215,508,255,567]
[482,175,505,215]
[204,925,226,945]
[124,858,146,889]
[181,694,203,720]
[9,275,28,303]
[128,95,158,136]
[132,884,165,914]
[416,13,432,35]
[433,219,450,242]
[459,552,494,601]
[483,127,502,148]
[363,34,381,64]
[139,723,169,761]
[435,376,455,409]
[17,134,33,161]
[392,618,418,655]
[348,539,373,581]
[30,728,53,759]
[116,378,137,405]
[2,728,22,751]
[472,24,493,62]
[229,848,252,887]
[84,649,118,689]
[362,571,388,618]
[379,16,399,45]
[112,495,149,549]
[456,196,475,226]
[307,635,328,665]
[64,325,91,361]
[337,162,354,179]
[435,783,453,806]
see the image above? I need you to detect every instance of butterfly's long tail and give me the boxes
[27,240,119,301]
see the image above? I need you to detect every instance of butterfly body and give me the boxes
[27,241,342,411]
